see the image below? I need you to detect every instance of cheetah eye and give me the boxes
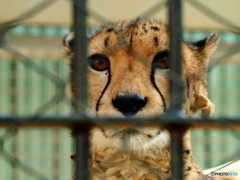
[89,54,110,71]
[153,51,169,69]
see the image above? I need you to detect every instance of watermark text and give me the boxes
[210,171,238,177]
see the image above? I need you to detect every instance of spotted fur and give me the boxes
[62,19,230,180]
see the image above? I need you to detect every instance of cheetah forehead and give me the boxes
[89,20,169,57]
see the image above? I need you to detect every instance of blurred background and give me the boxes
[0,0,240,179]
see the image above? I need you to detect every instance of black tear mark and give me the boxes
[96,69,111,113]
[186,167,192,171]
[104,37,110,47]
[154,37,159,47]
[151,26,160,31]
[184,150,190,154]
[150,70,167,112]
[106,28,114,33]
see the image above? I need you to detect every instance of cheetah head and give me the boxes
[62,20,218,151]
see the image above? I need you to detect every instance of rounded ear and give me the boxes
[184,33,219,117]
[203,33,219,52]
[62,32,91,61]
[62,33,74,61]
[62,32,74,49]
[186,33,219,64]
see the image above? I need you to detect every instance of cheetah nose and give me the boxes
[112,94,147,117]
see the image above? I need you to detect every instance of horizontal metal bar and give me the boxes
[0,115,240,129]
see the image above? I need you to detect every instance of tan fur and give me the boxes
[62,20,228,180]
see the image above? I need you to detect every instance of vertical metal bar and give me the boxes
[75,126,90,180]
[72,1,88,109]
[72,0,89,180]
[169,0,184,109]
[168,0,184,180]
[170,127,184,180]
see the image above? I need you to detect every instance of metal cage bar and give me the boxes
[169,0,184,110]
[0,1,240,180]
[168,0,185,179]
[1,116,240,129]
[72,0,89,179]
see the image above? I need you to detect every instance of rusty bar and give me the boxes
[72,0,89,179]
[168,0,184,179]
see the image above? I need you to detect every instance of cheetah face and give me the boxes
[62,20,218,150]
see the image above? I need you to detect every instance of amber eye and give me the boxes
[153,51,169,69]
[89,54,110,71]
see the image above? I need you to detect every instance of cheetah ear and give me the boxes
[62,33,74,61]
[62,33,91,60]
[187,33,219,63]
[62,33,75,49]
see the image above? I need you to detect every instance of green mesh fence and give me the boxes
[192,63,240,169]
[0,55,73,179]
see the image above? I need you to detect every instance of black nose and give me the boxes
[112,94,147,116]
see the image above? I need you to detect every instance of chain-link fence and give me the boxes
[0,0,240,179]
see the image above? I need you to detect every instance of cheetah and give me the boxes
[62,19,233,180]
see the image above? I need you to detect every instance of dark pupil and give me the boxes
[95,58,105,64]
[160,51,168,60]
[161,56,167,62]
[89,54,109,71]
[154,51,169,69]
